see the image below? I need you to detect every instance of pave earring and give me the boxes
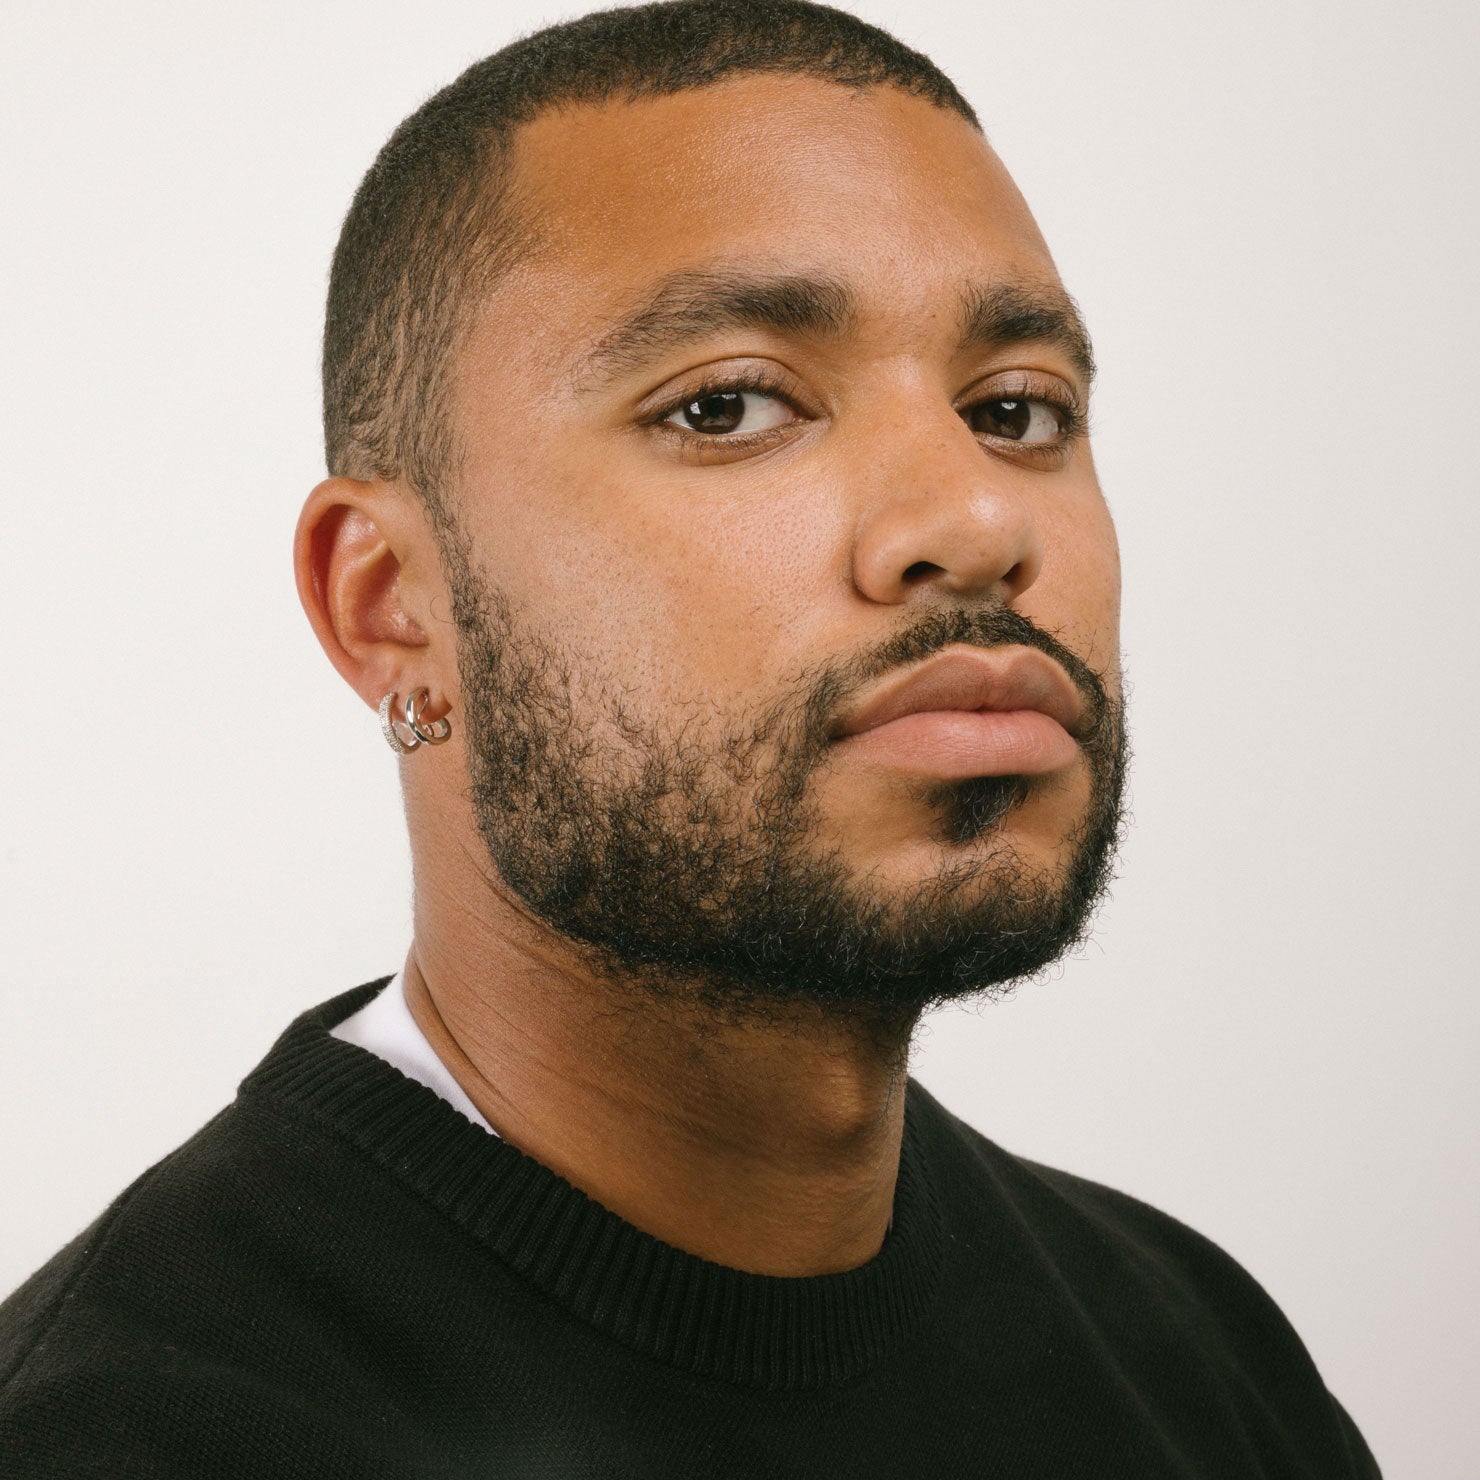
[378,688,452,754]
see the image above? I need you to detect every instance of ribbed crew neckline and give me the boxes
[239,979,945,1390]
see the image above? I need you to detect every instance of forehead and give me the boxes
[485,74,1061,361]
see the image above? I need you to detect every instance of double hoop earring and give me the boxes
[379,688,452,755]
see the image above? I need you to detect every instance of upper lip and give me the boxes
[832,644,1086,742]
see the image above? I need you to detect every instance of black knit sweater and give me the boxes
[0,979,1378,1478]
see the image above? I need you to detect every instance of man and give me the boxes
[0,1,1378,1474]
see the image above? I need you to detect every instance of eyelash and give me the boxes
[648,368,798,454]
[648,369,1087,462]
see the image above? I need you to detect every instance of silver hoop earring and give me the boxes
[404,687,452,747]
[379,689,451,754]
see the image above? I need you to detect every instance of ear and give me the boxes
[293,476,446,712]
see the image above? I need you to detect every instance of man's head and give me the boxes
[299,0,1126,1039]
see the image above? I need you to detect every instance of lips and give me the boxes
[833,644,1086,743]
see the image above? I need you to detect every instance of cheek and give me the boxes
[459,448,841,707]
[1030,491,1123,682]
[647,496,836,656]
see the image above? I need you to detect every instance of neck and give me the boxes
[402,869,913,1278]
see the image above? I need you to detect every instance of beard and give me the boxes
[438,529,1127,1040]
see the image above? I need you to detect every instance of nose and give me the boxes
[848,405,1044,608]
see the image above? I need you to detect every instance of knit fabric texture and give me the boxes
[0,980,1380,1477]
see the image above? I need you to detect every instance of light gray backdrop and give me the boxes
[3,2,1476,1473]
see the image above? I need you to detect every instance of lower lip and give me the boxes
[833,709,1079,779]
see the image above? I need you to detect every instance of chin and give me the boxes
[827,766,1087,874]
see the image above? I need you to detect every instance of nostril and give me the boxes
[1002,558,1036,598]
[902,560,944,584]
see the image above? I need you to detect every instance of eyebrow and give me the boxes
[572,266,1095,391]
[574,268,856,389]
[958,279,1096,387]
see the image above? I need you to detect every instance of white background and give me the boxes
[2,1,1476,1473]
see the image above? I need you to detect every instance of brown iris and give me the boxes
[681,390,747,433]
[970,398,1055,441]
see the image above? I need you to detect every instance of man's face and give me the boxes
[433,74,1125,1025]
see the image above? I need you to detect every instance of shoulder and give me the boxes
[904,1079,1382,1478]
[0,1003,410,1478]
[0,1102,339,1475]
[908,1075,1303,1333]
[910,1075,1271,1284]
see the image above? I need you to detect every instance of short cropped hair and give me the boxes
[322,0,979,513]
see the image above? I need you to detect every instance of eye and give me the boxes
[966,397,1065,444]
[663,388,794,436]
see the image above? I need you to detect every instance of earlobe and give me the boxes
[293,476,434,708]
